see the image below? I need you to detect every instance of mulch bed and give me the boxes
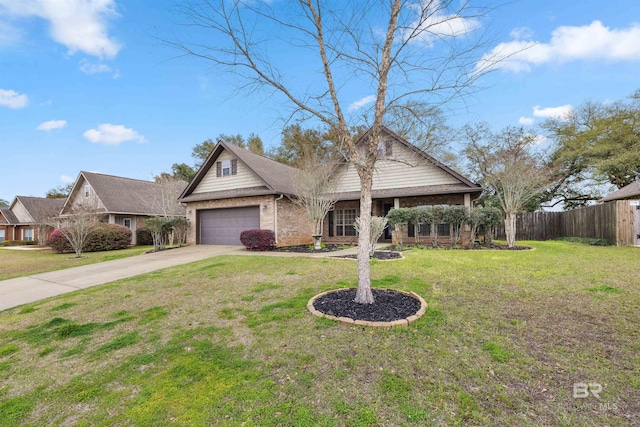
[335,250,403,260]
[312,288,421,322]
[270,244,352,253]
[384,243,532,251]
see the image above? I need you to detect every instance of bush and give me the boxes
[84,224,131,252]
[556,237,611,246]
[240,229,276,250]
[136,227,154,246]
[48,224,132,254]
[0,240,37,247]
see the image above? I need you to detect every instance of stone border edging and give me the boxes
[330,251,405,262]
[307,288,427,328]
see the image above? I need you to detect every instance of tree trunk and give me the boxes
[505,213,516,248]
[354,170,374,304]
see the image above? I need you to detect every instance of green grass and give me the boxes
[0,242,638,426]
[0,246,154,280]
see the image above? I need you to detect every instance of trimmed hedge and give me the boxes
[136,227,154,246]
[0,240,37,247]
[240,229,276,250]
[49,224,132,254]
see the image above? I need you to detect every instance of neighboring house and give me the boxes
[61,172,187,245]
[179,127,483,246]
[600,180,640,202]
[0,196,65,243]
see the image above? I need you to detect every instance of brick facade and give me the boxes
[185,195,313,247]
[323,194,473,246]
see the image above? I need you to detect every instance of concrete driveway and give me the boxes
[0,245,243,311]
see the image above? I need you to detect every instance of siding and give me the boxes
[334,137,461,193]
[193,151,265,194]
[11,200,33,223]
[64,176,105,213]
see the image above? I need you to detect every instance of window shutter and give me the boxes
[216,161,222,177]
[328,211,334,237]
[408,222,415,238]
[385,139,393,156]
[231,159,237,175]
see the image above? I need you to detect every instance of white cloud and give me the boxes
[348,95,376,113]
[0,0,121,59]
[0,88,28,109]
[60,175,75,184]
[478,21,640,73]
[518,116,534,125]
[533,104,573,120]
[83,123,146,145]
[37,119,67,131]
[79,60,120,78]
[405,0,480,45]
[510,27,534,40]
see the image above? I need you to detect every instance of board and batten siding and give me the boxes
[192,150,265,194]
[333,138,461,193]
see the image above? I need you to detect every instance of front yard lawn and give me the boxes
[0,246,154,280]
[0,241,638,426]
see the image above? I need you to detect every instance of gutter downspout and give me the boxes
[274,194,284,245]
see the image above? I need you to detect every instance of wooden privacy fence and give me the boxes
[494,200,638,246]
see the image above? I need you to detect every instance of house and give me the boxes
[178,142,310,246]
[61,171,187,245]
[0,196,66,243]
[600,180,640,202]
[179,127,483,246]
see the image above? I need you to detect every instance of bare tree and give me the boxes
[354,216,388,257]
[51,202,104,258]
[169,0,497,303]
[145,176,188,250]
[290,159,339,250]
[463,125,554,248]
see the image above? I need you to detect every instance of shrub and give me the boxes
[83,224,131,252]
[0,240,37,247]
[136,227,154,246]
[556,237,611,246]
[48,229,74,253]
[240,229,276,250]
[49,224,132,253]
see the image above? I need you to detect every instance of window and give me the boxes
[335,209,358,237]
[0,229,4,242]
[84,185,91,197]
[123,218,132,229]
[222,159,231,176]
[23,229,34,241]
[418,223,451,237]
[377,139,392,157]
[216,158,238,177]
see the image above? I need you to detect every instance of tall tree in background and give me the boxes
[192,134,265,168]
[0,199,8,206]
[463,124,553,248]
[269,124,338,167]
[171,0,497,303]
[46,183,74,199]
[542,90,640,208]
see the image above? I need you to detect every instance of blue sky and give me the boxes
[1,0,639,202]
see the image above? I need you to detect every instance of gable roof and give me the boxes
[0,207,19,224]
[355,126,482,189]
[13,196,66,222]
[63,172,187,215]
[179,141,301,202]
[600,180,640,202]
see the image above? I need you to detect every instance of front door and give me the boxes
[383,203,393,240]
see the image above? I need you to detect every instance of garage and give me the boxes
[198,206,260,245]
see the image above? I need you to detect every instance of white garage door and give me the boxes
[198,207,260,245]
